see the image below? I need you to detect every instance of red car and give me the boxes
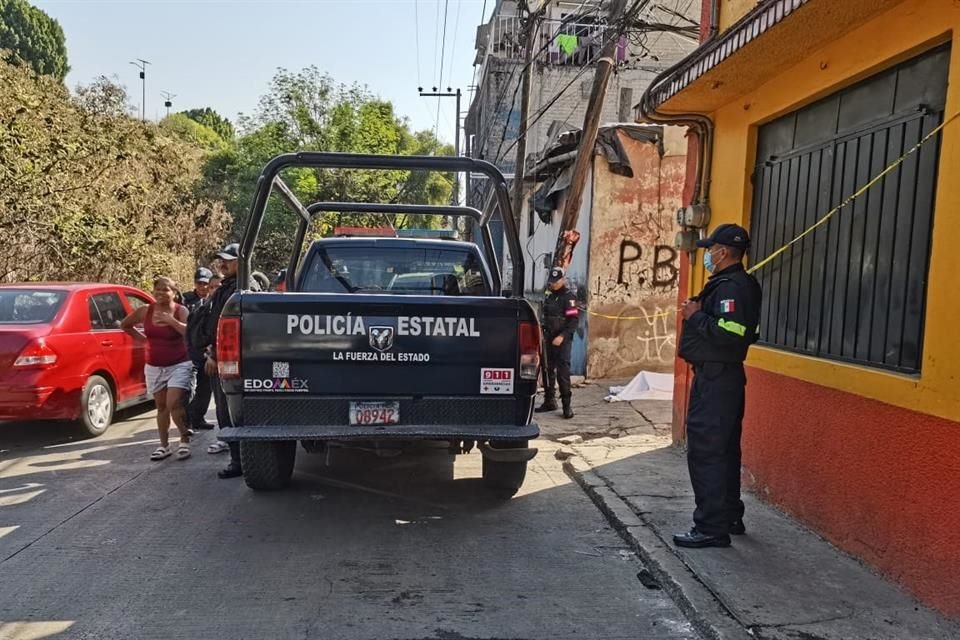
[0,283,156,436]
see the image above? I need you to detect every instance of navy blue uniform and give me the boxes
[541,286,580,405]
[679,263,761,536]
[207,274,241,468]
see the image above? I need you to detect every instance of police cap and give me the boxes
[696,224,751,250]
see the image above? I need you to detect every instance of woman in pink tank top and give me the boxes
[122,276,193,461]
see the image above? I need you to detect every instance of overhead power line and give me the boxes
[414,0,422,86]
[478,2,605,159]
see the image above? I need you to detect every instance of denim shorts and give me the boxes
[145,361,195,396]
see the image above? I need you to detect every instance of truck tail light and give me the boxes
[216,317,241,378]
[518,320,541,380]
[14,340,58,368]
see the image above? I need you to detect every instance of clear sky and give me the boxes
[33,0,488,145]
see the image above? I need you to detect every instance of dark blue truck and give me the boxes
[216,153,541,496]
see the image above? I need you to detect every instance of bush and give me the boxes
[0,63,229,286]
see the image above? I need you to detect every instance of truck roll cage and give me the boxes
[238,153,522,296]
[285,202,502,294]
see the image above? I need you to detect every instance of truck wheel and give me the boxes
[79,375,114,437]
[482,440,528,499]
[240,441,296,490]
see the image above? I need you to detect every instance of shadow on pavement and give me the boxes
[0,401,156,454]
[0,431,701,640]
[568,439,960,640]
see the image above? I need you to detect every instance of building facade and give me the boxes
[645,0,960,616]
[520,124,687,376]
[465,0,697,374]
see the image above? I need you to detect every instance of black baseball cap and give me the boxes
[697,224,751,250]
[547,266,566,284]
[194,267,213,283]
[215,243,239,261]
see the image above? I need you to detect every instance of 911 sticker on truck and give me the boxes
[480,368,514,395]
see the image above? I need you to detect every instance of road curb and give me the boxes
[563,456,752,640]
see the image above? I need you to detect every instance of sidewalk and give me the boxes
[538,382,960,640]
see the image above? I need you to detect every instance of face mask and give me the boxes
[703,249,716,273]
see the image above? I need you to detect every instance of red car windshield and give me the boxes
[0,289,67,324]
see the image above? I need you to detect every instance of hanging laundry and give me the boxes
[555,34,579,56]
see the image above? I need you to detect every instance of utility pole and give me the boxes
[160,91,176,118]
[552,0,630,268]
[129,58,150,122]
[510,3,542,228]
[418,87,462,205]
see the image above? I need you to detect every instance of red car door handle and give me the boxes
[101,340,114,347]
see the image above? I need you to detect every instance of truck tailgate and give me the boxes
[239,293,522,398]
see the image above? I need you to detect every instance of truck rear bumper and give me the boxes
[218,422,539,443]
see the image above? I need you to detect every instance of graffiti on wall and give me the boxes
[592,238,680,307]
[616,240,679,288]
[586,297,678,377]
[583,128,687,378]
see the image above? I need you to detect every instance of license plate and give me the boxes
[349,401,400,426]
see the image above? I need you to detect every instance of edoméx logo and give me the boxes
[243,378,309,393]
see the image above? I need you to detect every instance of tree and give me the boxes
[0,59,228,287]
[0,0,68,80]
[179,107,235,142]
[160,113,229,152]
[204,66,455,272]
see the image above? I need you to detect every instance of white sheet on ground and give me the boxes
[605,371,674,402]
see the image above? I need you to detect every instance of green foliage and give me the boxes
[204,66,456,272]
[179,107,235,142]
[160,113,228,152]
[0,60,229,287]
[0,0,68,79]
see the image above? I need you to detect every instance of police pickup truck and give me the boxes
[217,153,541,496]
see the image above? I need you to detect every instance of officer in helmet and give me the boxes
[535,267,579,419]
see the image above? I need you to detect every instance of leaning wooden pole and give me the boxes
[552,0,630,269]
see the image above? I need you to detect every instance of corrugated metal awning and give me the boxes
[646,0,810,110]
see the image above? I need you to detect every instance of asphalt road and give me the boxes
[0,409,699,640]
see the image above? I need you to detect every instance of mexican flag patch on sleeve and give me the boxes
[721,299,736,313]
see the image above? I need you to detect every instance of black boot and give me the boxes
[562,398,574,420]
[535,393,557,413]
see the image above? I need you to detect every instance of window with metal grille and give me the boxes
[750,44,950,374]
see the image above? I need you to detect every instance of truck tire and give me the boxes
[482,440,528,498]
[240,441,296,490]
[79,375,115,438]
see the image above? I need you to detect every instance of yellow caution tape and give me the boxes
[579,306,676,321]
[747,110,960,275]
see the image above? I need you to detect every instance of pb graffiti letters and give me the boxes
[617,240,679,288]
[617,240,643,285]
[652,245,679,287]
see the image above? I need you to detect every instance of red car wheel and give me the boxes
[80,375,114,437]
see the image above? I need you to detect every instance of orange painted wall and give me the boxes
[743,367,960,615]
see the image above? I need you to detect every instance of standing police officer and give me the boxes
[674,224,762,549]
[182,267,213,311]
[182,267,215,431]
[535,267,579,420]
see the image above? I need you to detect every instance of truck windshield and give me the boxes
[300,246,489,296]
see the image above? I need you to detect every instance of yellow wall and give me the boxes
[719,0,760,32]
[690,0,960,423]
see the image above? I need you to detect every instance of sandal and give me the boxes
[207,441,230,455]
[150,446,172,461]
[176,441,191,460]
